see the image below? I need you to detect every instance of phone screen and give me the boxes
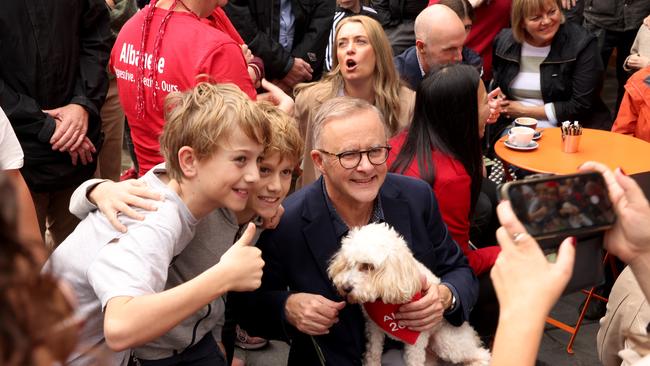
[505,172,616,238]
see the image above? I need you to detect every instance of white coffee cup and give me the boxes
[514,117,538,130]
[508,126,535,147]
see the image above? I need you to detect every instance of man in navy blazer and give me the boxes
[394,4,481,91]
[232,97,478,365]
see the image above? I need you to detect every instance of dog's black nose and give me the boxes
[342,285,353,294]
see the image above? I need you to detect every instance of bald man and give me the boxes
[394,4,466,90]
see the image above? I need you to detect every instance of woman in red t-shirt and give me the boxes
[388,63,501,339]
[388,64,499,276]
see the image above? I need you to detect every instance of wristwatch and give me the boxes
[449,292,457,310]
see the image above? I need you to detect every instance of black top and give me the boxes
[225,0,335,81]
[0,0,111,191]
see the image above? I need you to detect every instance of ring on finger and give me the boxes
[512,232,526,243]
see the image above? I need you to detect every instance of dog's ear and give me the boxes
[327,249,345,281]
[371,246,422,304]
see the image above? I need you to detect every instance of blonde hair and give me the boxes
[257,102,304,164]
[295,15,403,135]
[311,97,387,149]
[160,83,271,181]
[511,0,565,43]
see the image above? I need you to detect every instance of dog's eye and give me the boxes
[359,263,375,272]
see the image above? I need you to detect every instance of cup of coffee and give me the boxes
[508,126,536,147]
[514,117,538,130]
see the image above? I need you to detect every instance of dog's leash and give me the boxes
[310,336,326,366]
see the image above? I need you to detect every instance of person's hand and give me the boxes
[579,161,650,263]
[395,276,447,332]
[68,136,96,166]
[284,293,345,335]
[271,79,293,94]
[248,66,260,88]
[257,79,295,115]
[560,0,577,10]
[487,87,504,124]
[626,54,650,70]
[89,179,164,232]
[43,104,89,152]
[492,201,575,319]
[499,99,527,119]
[241,44,254,64]
[261,204,284,229]
[281,58,313,88]
[105,0,115,8]
[218,223,265,292]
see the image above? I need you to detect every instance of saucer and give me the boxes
[504,140,539,151]
[508,129,543,140]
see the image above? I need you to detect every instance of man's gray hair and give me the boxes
[311,97,388,148]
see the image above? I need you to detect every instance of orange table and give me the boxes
[495,128,650,175]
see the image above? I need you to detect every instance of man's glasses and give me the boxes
[317,146,391,169]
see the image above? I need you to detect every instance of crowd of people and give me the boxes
[2,0,650,365]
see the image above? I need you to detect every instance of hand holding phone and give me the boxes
[499,171,615,292]
[579,162,650,264]
[500,172,616,240]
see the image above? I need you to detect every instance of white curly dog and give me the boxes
[328,223,490,366]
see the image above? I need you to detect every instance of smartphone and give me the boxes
[500,171,616,240]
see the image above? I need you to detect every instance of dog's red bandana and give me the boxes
[362,293,423,345]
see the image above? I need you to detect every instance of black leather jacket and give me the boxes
[0,0,110,192]
[225,0,335,81]
[583,0,650,32]
[491,22,612,137]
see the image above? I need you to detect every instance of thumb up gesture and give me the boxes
[219,223,265,292]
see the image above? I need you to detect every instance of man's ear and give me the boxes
[178,146,199,178]
[311,149,326,175]
[415,39,425,54]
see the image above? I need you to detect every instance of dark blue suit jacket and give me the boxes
[394,46,422,91]
[233,174,477,366]
[394,46,485,91]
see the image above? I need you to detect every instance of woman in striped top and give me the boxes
[489,0,611,142]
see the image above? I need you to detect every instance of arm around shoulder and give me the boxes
[69,178,107,219]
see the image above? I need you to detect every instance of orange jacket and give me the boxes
[612,67,650,142]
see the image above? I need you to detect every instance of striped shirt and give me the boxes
[324,6,379,71]
[510,42,558,127]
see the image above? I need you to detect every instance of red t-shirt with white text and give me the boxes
[110,6,256,175]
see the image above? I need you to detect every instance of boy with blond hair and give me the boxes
[45,83,270,366]
[67,99,303,365]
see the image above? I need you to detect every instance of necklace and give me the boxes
[176,0,200,20]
